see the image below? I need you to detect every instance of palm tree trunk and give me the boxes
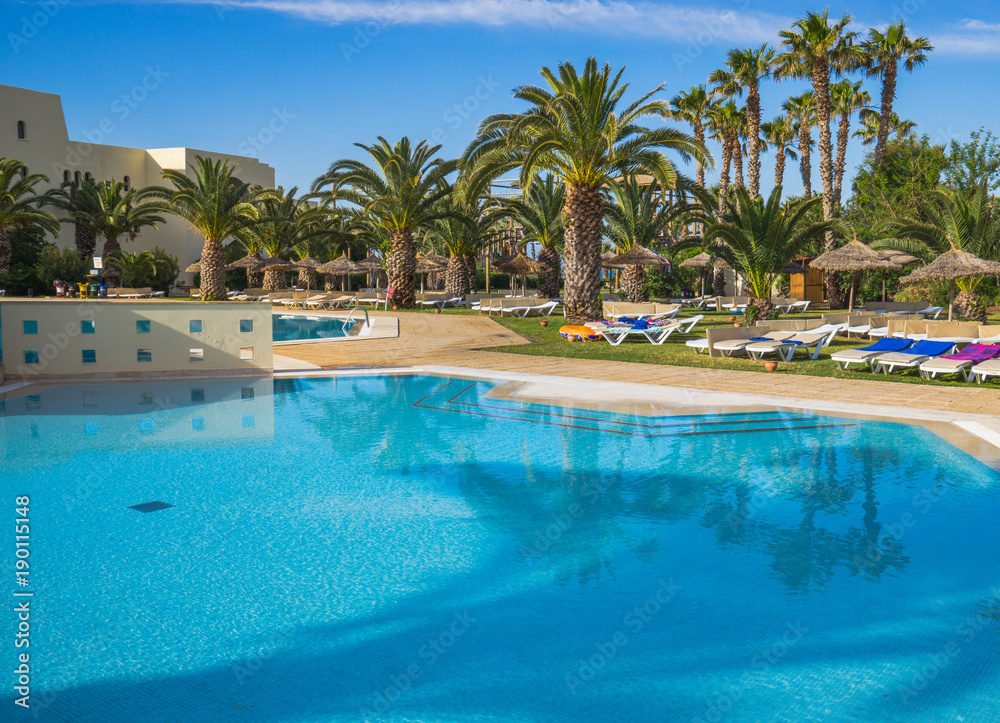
[775,147,787,188]
[263,267,286,291]
[746,85,761,197]
[324,273,338,291]
[733,137,745,189]
[712,267,727,296]
[694,120,706,188]
[464,255,477,293]
[0,227,11,276]
[799,124,812,197]
[834,114,850,207]
[812,58,841,307]
[75,222,96,260]
[387,230,416,308]
[537,245,561,298]
[445,255,475,297]
[622,264,648,302]
[200,239,227,300]
[297,268,316,290]
[874,61,898,167]
[719,140,733,212]
[562,184,603,322]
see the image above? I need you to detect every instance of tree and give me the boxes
[497,175,566,298]
[709,44,775,198]
[861,21,932,167]
[0,159,60,276]
[321,137,458,308]
[669,85,714,188]
[159,157,263,301]
[70,180,164,283]
[676,187,841,319]
[854,109,916,147]
[421,189,501,298]
[831,80,871,207]
[778,9,861,304]
[943,128,1000,192]
[463,57,710,321]
[761,116,798,188]
[783,93,816,197]
[707,100,742,208]
[49,177,99,260]
[35,246,88,288]
[876,180,1000,322]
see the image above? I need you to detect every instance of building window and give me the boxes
[23,351,39,364]
[191,389,205,403]
[74,171,81,185]
[82,393,98,407]
[19,167,27,178]
[241,387,255,400]
[82,350,96,364]
[189,320,203,333]
[16,121,25,139]
[240,347,254,361]
[190,348,204,362]
[84,172,92,181]
[123,175,131,191]
[137,349,152,363]
[240,319,254,333]
[63,170,71,183]
[81,320,95,333]
[22,320,38,334]
[138,391,153,406]
[136,320,151,333]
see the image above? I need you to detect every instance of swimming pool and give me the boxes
[272,314,354,342]
[2,374,999,722]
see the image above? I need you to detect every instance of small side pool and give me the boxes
[272,314,355,342]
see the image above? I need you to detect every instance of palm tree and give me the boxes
[49,177,99,260]
[320,137,457,308]
[669,85,714,188]
[107,250,168,287]
[853,109,916,147]
[675,186,842,319]
[463,57,710,321]
[603,176,693,302]
[497,176,566,298]
[71,180,164,282]
[235,186,328,291]
[778,9,860,304]
[706,100,741,209]
[861,21,933,166]
[159,156,263,301]
[0,159,60,276]
[761,116,799,188]
[831,80,871,207]
[421,189,502,297]
[709,44,775,197]
[782,93,817,197]
[875,180,1000,322]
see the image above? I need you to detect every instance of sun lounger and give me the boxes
[712,331,797,357]
[872,340,956,374]
[919,344,1000,381]
[970,358,1000,383]
[831,337,915,371]
[746,332,830,362]
[774,300,811,314]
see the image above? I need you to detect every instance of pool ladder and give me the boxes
[344,306,371,334]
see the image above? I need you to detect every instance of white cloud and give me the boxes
[162,0,787,42]
[926,18,1000,56]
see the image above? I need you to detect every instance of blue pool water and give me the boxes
[272,314,353,342]
[1,374,999,722]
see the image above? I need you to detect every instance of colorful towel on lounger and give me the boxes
[938,343,1000,362]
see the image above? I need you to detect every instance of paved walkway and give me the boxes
[275,312,1000,416]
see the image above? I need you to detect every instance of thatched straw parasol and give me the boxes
[899,248,1000,321]
[609,245,669,267]
[810,238,900,310]
[874,250,921,301]
[783,260,806,275]
[293,257,321,269]
[256,256,294,270]
[316,254,367,275]
[679,252,713,297]
[423,250,448,264]
[359,254,383,270]
[494,252,552,295]
[229,254,264,269]
[414,253,447,292]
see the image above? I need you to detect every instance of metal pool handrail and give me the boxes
[344,305,371,331]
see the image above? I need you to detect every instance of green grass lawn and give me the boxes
[389,303,1000,389]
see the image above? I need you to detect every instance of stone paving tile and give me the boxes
[275,312,1000,416]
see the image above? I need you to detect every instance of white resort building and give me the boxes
[0,83,275,281]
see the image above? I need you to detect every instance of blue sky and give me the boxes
[2,0,998,197]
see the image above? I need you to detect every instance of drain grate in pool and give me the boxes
[129,501,174,513]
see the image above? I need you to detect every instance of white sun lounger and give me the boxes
[712,331,797,357]
[745,332,829,361]
[971,359,1000,383]
[873,344,957,374]
[774,300,811,314]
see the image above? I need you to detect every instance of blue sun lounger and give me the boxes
[830,337,914,371]
[872,339,957,375]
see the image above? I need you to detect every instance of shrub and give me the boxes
[35,247,89,289]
